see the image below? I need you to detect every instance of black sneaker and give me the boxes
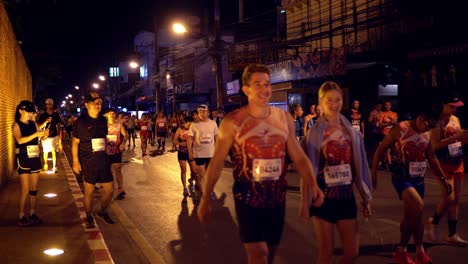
[97,211,115,224]
[29,214,43,224]
[115,191,126,200]
[18,216,31,227]
[86,214,95,229]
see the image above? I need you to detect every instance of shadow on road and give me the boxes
[169,193,246,264]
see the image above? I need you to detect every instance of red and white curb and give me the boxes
[60,154,115,264]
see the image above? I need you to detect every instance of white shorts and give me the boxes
[42,136,59,153]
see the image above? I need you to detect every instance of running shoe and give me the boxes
[183,187,189,196]
[97,211,115,224]
[115,191,126,200]
[424,217,439,241]
[18,216,31,227]
[29,214,43,224]
[447,234,468,247]
[86,215,95,229]
[189,183,196,193]
[415,251,432,264]
[393,249,415,264]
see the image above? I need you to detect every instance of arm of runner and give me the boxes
[198,118,234,223]
[431,118,465,150]
[12,122,48,144]
[71,136,81,174]
[371,125,400,191]
[302,115,311,137]
[119,123,128,152]
[285,114,324,208]
[426,139,452,195]
[174,128,183,147]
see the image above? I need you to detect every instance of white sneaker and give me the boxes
[425,217,439,241]
[447,234,468,246]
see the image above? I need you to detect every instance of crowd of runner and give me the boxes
[11,63,468,264]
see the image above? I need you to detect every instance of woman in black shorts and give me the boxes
[13,100,49,226]
[174,116,196,197]
[302,81,372,263]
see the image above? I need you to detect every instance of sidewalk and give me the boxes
[0,154,95,264]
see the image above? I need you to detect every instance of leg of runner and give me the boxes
[179,160,189,196]
[18,173,31,226]
[244,242,269,264]
[336,219,359,264]
[112,163,125,199]
[312,217,335,263]
[42,151,49,171]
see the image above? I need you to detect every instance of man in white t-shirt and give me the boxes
[187,104,218,198]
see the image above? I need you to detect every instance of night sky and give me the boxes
[5,0,274,102]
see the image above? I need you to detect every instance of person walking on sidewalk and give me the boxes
[198,64,324,264]
[72,92,115,228]
[138,113,150,157]
[13,100,49,226]
[372,106,452,264]
[105,108,128,200]
[426,92,468,246]
[37,98,63,172]
[156,112,168,151]
[187,104,218,199]
[302,81,372,264]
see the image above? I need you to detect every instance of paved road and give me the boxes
[66,137,468,263]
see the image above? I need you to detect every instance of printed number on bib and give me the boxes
[448,141,462,157]
[106,135,117,143]
[352,125,361,132]
[92,138,106,152]
[141,126,148,131]
[252,159,281,182]
[26,145,40,158]
[200,135,213,144]
[324,164,352,187]
[409,161,426,177]
[158,123,165,128]
[172,123,178,127]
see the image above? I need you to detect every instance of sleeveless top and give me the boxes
[106,122,122,155]
[170,118,179,129]
[177,128,190,153]
[435,115,464,165]
[390,121,430,178]
[230,107,289,208]
[156,117,167,132]
[139,120,149,136]
[15,120,39,158]
[317,127,354,200]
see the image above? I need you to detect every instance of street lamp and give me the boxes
[92,83,100,89]
[129,61,139,69]
[74,86,79,90]
[99,75,106,81]
[172,23,187,34]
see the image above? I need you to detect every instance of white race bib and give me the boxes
[106,134,117,143]
[158,123,165,128]
[252,158,282,182]
[141,126,148,131]
[352,125,361,132]
[448,141,463,157]
[172,122,178,127]
[324,164,352,187]
[409,161,426,177]
[91,138,106,152]
[200,135,213,144]
[26,145,40,158]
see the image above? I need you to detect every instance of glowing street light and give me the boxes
[65,96,69,99]
[172,23,187,34]
[74,86,80,90]
[99,75,106,81]
[68,94,72,98]
[129,61,139,69]
[92,83,100,89]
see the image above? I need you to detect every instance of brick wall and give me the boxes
[0,1,32,187]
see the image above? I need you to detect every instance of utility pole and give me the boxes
[213,0,224,109]
[153,17,161,113]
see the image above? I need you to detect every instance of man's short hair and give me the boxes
[242,64,270,86]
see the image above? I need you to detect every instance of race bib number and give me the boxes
[352,125,361,132]
[91,138,105,152]
[141,126,148,131]
[324,164,352,187]
[26,145,40,158]
[448,141,463,157]
[200,135,213,144]
[252,159,281,182]
[158,123,165,128]
[172,122,178,127]
[409,161,426,177]
[106,134,117,143]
